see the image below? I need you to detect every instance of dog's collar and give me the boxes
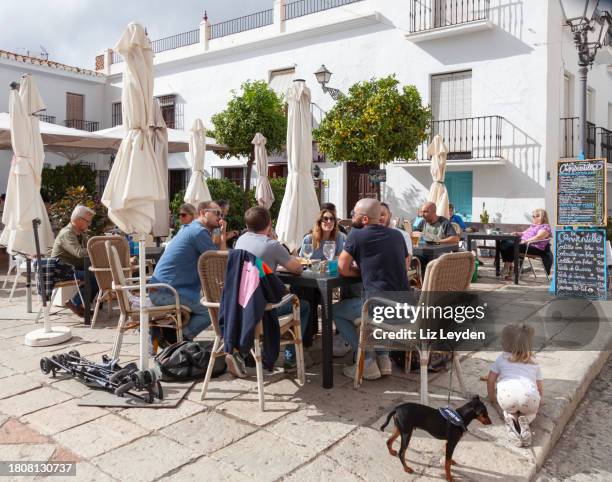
[439,407,467,432]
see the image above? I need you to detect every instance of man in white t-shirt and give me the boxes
[380,202,412,265]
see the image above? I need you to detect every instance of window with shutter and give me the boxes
[66,93,84,129]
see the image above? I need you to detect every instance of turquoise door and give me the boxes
[446,171,473,221]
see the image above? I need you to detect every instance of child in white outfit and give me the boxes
[487,324,543,447]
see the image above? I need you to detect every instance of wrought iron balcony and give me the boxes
[560,117,596,159]
[64,119,100,132]
[410,0,490,33]
[412,115,503,161]
[112,29,200,64]
[285,0,364,20]
[38,114,56,124]
[209,9,273,39]
[597,127,612,163]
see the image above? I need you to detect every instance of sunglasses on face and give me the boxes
[179,212,190,218]
[532,214,540,218]
[205,209,222,217]
[320,215,336,222]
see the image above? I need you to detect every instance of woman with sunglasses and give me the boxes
[500,208,551,280]
[178,203,197,226]
[299,209,346,259]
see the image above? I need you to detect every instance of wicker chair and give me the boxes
[408,256,422,289]
[87,236,131,326]
[354,251,474,404]
[198,251,305,411]
[104,241,189,360]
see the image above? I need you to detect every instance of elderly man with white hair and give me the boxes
[51,205,97,317]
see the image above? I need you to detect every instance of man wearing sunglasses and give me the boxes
[149,200,227,340]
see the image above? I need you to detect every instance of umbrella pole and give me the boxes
[138,233,149,369]
[24,219,71,346]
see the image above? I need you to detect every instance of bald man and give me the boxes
[414,201,459,244]
[336,198,412,381]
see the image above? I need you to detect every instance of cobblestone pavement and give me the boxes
[0,255,610,481]
[537,359,612,481]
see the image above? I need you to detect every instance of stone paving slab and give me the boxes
[166,455,253,481]
[22,399,108,436]
[53,413,149,458]
[0,386,72,417]
[92,434,196,482]
[119,399,206,431]
[0,373,40,399]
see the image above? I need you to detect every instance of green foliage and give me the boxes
[48,186,109,236]
[41,163,96,203]
[170,177,289,233]
[314,75,430,166]
[211,80,287,159]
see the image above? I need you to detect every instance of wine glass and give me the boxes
[302,243,313,269]
[323,241,336,262]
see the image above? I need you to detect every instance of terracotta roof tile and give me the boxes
[0,50,104,78]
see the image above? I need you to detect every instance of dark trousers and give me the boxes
[71,269,98,307]
[500,241,546,262]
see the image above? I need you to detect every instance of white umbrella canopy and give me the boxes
[275,80,320,252]
[184,118,211,207]
[102,23,166,368]
[150,99,170,237]
[252,132,274,209]
[102,22,166,235]
[427,134,450,219]
[0,75,54,256]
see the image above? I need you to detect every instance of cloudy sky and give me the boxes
[0,0,273,69]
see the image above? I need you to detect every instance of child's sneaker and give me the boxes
[517,416,532,446]
[504,414,522,447]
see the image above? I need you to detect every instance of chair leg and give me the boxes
[404,350,413,375]
[453,352,468,398]
[111,314,126,360]
[419,343,429,405]
[527,257,537,280]
[200,335,221,401]
[8,272,19,301]
[294,323,305,385]
[354,345,365,389]
[91,294,102,327]
[2,258,15,289]
[252,339,265,411]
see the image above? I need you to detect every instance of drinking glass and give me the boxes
[303,243,313,269]
[323,241,336,261]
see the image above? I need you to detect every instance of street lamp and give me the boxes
[559,0,612,158]
[314,64,342,100]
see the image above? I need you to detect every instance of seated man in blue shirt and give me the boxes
[449,203,466,230]
[150,200,227,340]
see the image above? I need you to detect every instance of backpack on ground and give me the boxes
[154,341,226,381]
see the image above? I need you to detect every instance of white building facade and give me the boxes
[2,0,611,224]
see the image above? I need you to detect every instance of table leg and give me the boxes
[513,241,520,285]
[318,282,334,389]
[495,240,501,277]
[26,259,32,313]
[83,257,92,326]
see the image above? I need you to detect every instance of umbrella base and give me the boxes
[24,326,72,347]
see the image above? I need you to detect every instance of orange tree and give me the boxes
[314,75,430,166]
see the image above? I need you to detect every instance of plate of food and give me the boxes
[296,257,312,266]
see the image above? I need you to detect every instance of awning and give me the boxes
[268,68,295,97]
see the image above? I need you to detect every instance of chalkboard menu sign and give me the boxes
[557,159,606,226]
[555,229,607,300]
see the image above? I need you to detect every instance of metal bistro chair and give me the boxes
[354,251,474,404]
[518,240,551,282]
[87,236,131,327]
[104,241,189,360]
[198,250,305,411]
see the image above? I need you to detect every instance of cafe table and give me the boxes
[412,243,459,271]
[83,245,165,326]
[465,233,520,284]
[277,270,362,389]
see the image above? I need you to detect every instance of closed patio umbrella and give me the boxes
[184,118,211,207]
[0,76,54,257]
[275,80,319,252]
[427,134,450,219]
[252,132,274,209]
[150,99,169,237]
[101,23,166,368]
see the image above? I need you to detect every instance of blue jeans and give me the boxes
[149,289,211,340]
[333,297,386,362]
[277,298,310,361]
[71,269,98,308]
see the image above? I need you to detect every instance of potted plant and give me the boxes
[480,202,490,233]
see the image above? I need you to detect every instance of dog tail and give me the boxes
[380,409,396,431]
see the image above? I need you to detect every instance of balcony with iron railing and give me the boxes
[560,117,598,159]
[407,0,492,40]
[64,119,100,132]
[408,115,503,162]
[104,0,366,68]
[598,127,612,163]
[38,114,56,124]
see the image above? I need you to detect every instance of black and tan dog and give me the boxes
[380,395,492,481]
